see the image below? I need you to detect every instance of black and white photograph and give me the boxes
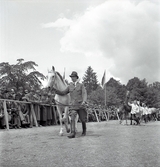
[0,0,160,166]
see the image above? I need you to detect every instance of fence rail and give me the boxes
[0,99,120,130]
[0,99,57,130]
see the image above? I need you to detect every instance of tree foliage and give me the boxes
[146,82,160,107]
[88,85,104,105]
[0,59,159,108]
[105,78,126,106]
[0,59,46,91]
[82,66,99,95]
[85,73,160,108]
[126,78,160,107]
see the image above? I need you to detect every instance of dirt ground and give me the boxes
[0,120,160,167]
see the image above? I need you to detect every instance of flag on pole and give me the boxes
[63,68,65,80]
[101,70,106,88]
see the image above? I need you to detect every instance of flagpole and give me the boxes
[63,67,65,80]
[104,84,106,106]
[101,70,106,106]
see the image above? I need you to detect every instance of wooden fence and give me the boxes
[0,99,58,130]
[0,99,120,130]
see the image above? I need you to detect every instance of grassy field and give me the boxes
[0,120,160,167]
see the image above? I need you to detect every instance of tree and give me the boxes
[105,78,126,106]
[88,85,104,105]
[82,66,99,95]
[126,77,148,101]
[0,59,46,91]
[146,82,160,107]
[126,77,160,107]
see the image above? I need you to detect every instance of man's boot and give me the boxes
[81,122,86,136]
[67,120,75,138]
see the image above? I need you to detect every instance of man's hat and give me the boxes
[69,71,79,78]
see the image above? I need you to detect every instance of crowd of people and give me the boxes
[87,100,160,124]
[0,86,159,130]
[86,104,118,122]
[118,97,160,125]
[0,87,118,130]
[128,99,160,123]
[0,87,57,129]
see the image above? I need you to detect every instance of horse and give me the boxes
[46,66,78,136]
[118,91,142,125]
[135,105,143,124]
[118,91,131,125]
[148,107,159,121]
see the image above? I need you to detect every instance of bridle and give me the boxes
[48,72,57,93]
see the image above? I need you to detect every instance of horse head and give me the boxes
[46,66,67,91]
[46,66,57,90]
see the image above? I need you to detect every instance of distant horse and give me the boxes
[148,107,159,121]
[118,91,131,125]
[47,66,78,136]
[136,105,143,124]
[118,91,142,125]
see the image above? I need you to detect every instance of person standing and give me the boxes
[53,71,87,138]
[128,99,140,125]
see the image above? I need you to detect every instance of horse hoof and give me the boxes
[59,132,63,136]
[66,129,70,133]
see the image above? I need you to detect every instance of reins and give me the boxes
[54,99,87,108]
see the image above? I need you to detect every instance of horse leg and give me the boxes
[125,113,128,125]
[63,107,70,133]
[121,112,124,125]
[75,114,79,132]
[123,112,126,124]
[57,106,63,136]
[146,114,148,123]
[137,116,140,125]
[124,112,129,125]
[135,113,140,125]
[153,113,157,121]
[67,110,77,138]
[130,114,133,125]
[119,112,122,124]
[119,111,124,124]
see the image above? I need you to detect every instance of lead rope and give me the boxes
[48,86,87,107]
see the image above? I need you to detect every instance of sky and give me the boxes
[0,0,160,86]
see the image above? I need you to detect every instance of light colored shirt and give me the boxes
[143,106,148,115]
[128,103,139,114]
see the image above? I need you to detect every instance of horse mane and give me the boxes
[56,71,66,86]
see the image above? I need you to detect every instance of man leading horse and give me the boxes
[52,71,87,138]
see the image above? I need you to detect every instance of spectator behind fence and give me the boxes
[10,87,27,128]
[15,87,24,101]
[33,90,41,126]
[45,93,53,126]
[0,89,19,129]
[22,89,34,128]
[0,90,5,128]
[9,89,21,129]
[39,90,48,126]
[21,93,31,127]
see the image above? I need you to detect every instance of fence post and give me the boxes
[94,109,99,122]
[116,110,120,121]
[53,106,57,125]
[107,111,110,121]
[3,100,9,130]
[31,104,38,127]
[104,111,108,121]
